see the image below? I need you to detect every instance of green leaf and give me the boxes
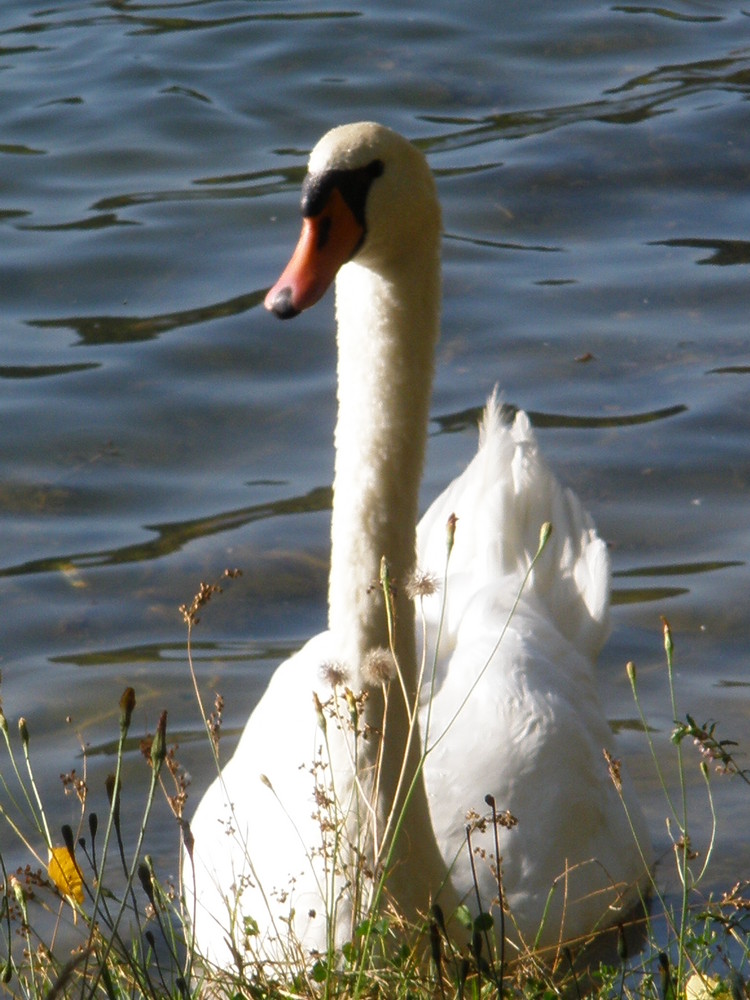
[473,911,495,932]
[311,960,327,983]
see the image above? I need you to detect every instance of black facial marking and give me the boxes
[301,158,385,226]
[317,214,332,250]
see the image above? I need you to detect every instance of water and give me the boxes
[1,0,748,949]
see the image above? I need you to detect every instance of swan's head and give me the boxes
[265,122,440,319]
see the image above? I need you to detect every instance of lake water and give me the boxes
[1,0,748,957]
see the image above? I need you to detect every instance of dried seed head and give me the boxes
[446,513,458,555]
[431,903,447,935]
[119,687,136,734]
[362,647,396,686]
[429,918,442,967]
[181,818,194,860]
[11,875,28,917]
[61,824,75,855]
[320,661,349,688]
[406,568,439,600]
[138,861,155,905]
[179,578,224,627]
[617,922,628,962]
[151,711,167,770]
[312,691,327,733]
[206,694,223,752]
[603,747,623,793]
[538,521,553,551]
[345,687,359,727]
[497,809,518,829]
[661,615,674,658]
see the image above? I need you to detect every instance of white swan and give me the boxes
[185,122,651,972]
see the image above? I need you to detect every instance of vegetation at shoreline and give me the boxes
[0,570,747,999]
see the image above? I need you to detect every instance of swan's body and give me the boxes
[186,123,651,971]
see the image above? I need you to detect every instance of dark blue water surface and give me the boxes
[1,0,749,936]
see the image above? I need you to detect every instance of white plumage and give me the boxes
[185,123,651,972]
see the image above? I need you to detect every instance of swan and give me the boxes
[185,122,651,972]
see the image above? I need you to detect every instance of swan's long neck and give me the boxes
[329,250,440,679]
[327,241,452,922]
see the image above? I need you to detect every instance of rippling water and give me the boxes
[1,0,749,938]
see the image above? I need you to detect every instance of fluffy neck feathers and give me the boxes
[328,250,441,685]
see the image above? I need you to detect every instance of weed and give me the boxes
[0,570,747,999]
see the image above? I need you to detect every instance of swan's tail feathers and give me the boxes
[418,392,610,662]
[482,392,611,658]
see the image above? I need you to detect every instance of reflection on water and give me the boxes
[28,289,265,345]
[0,0,748,952]
[425,47,750,138]
[654,237,750,266]
[0,362,99,378]
[0,485,331,576]
[433,402,689,434]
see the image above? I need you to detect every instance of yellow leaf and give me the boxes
[48,845,84,904]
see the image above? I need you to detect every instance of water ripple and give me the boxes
[27,289,266,344]
[0,486,331,578]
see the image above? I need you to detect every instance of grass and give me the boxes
[0,561,748,998]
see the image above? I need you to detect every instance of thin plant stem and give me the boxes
[18,720,53,850]
[0,711,46,849]
[425,522,552,756]
[85,714,167,998]
[420,514,457,750]
[693,763,718,885]
[662,617,691,989]
[485,794,506,994]
[78,689,135,998]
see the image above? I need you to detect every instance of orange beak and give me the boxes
[265,186,365,319]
